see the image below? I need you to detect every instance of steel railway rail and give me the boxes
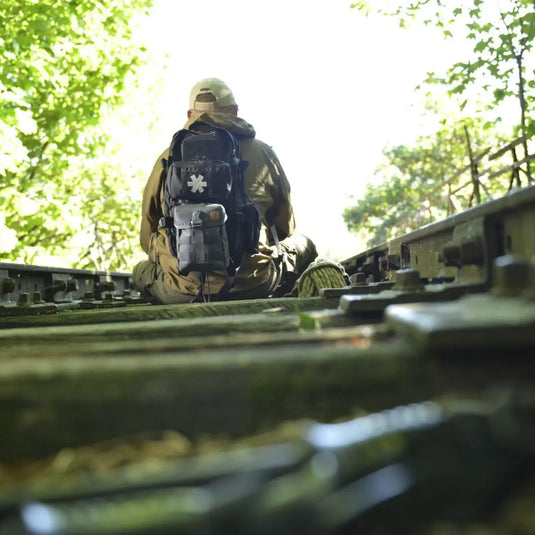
[0,185,535,534]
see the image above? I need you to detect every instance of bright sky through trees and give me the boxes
[132,0,474,259]
[1,0,527,269]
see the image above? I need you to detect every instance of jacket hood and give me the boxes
[184,112,256,139]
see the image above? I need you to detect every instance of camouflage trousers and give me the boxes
[132,234,317,304]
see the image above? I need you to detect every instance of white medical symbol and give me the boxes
[187,174,208,193]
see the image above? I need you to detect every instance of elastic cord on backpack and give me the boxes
[270,225,282,257]
[201,272,210,302]
[270,224,287,265]
[192,272,235,303]
[192,271,209,303]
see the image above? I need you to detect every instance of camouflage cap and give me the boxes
[188,78,236,111]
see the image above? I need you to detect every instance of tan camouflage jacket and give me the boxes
[139,112,296,295]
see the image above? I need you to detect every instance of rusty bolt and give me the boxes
[32,291,44,304]
[17,292,30,306]
[360,257,376,275]
[98,281,116,292]
[442,244,461,267]
[393,268,424,291]
[527,255,535,301]
[1,277,16,294]
[460,238,484,266]
[51,281,67,292]
[66,279,78,292]
[491,254,529,297]
[387,254,401,270]
[349,272,367,286]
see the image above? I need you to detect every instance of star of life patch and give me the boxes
[188,174,208,193]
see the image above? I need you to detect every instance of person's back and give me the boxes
[133,78,317,304]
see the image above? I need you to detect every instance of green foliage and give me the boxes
[346,0,535,245]
[0,0,153,270]
[343,117,508,246]
[298,312,321,332]
[352,0,535,135]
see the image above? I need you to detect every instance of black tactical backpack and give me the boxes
[159,122,261,292]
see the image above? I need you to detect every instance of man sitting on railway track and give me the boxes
[132,78,321,304]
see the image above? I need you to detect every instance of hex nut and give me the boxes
[442,244,460,267]
[460,238,484,266]
[492,254,530,297]
[393,268,424,291]
[350,272,367,286]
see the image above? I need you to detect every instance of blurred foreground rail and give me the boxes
[1,185,535,533]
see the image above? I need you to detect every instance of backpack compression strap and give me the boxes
[188,121,247,172]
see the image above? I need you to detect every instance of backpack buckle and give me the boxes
[158,216,174,229]
[191,211,204,229]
